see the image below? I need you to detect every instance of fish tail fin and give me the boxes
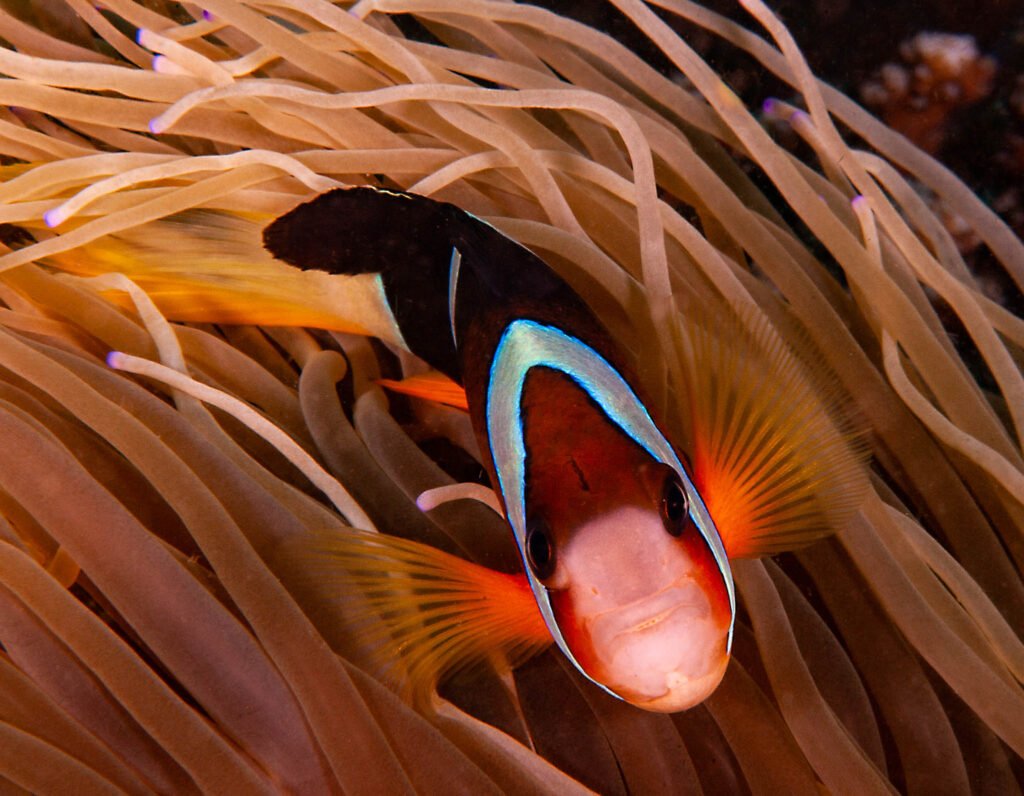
[42,210,405,344]
[681,308,869,558]
[283,529,550,707]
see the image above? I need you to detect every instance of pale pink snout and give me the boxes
[550,506,731,712]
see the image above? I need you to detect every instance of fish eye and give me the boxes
[661,474,688,537]
[525,518,556,580]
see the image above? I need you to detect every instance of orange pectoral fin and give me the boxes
[281,529,549,706]
[683,310,869,559]
[377,372,469,411]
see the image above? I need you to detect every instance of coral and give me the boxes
[860,32,996,154]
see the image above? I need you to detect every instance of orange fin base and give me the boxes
[377,372,469,411]
[681,310,869,559]
[284,529,550,705]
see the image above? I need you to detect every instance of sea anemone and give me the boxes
[0,1,1021,792]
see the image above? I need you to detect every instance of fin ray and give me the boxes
[681,309,869,558]
[41,209,405,345]
[284,529,550,706]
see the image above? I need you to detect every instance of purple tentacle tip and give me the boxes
[43,210,59,228]
[135,27,148,45]
[106,351,123,369]
[148,118,162,134]
[851,195,866,208]
[762,98,776,114]
[202,10,214,21]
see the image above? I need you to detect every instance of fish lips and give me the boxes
[584,578,730,712]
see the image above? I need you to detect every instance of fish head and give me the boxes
[518,368,733,712]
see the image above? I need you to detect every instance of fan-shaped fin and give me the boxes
[42,209,405,345]
[681,309,869,558]
[284,529,550,706]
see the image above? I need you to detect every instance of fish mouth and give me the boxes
[630,605,679,633]
[589,579,710,642]
[581,578,726,708]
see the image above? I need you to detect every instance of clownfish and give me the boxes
[263,187,735,711]
[41,186,866,712]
